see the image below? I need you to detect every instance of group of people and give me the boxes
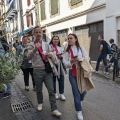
[15,26,94,120]
[0,26,95,120]
[93,35,120,78]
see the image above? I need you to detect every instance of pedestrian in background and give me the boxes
[13,40,19,51]
[27,26,61,117]
[63,33,91,120]
[63,38,68,51]
[93,35,109,78]
[16,36,36,91]
[49,35,66,101]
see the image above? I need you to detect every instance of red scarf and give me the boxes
[70,48,77,77]
[52,44,60,58]
[34,40,48,62]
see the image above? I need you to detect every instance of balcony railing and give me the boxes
[6,1,15,16]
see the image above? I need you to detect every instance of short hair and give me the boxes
[98,35,104,39]
[33,26,42,33]
[22,35,28,39]
[109,38,114,43]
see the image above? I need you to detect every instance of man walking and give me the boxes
[27,26,61,117]
[93,35,109,77]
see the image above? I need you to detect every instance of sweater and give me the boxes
[27,41,58,69]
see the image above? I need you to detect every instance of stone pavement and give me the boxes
[15,72,120,120]
[0,94,17,120]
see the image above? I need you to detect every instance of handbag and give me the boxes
[37,50,53,73]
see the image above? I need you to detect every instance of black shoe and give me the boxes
[1,93,11,99]
[0,91,5,94]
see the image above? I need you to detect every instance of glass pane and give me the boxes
[82,27,88,34]
[98,23,103,32]
[90,24,96,33]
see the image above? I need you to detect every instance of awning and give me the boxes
[19,27,34,36]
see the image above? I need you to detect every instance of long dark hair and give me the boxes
[49,35,61,47]
[66,33,81,52]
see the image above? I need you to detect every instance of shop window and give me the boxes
[40,1,46,20]
[90,24,96,33]
[51,0,58,15]
[75,27,82,35]
[27,0,31,6]
[82,26,88,34]
[98,23,103,32]
[71,0,82,6]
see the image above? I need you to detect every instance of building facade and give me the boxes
[0,0,23,43]
[34,0,120,61]
[1,0,120,61]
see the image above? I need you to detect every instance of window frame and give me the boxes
[50,0,60,17]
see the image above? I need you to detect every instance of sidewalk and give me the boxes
[0,94,17,120]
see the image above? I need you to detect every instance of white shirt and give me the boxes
[63,46,90,68]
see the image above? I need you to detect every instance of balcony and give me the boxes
[5,0,17,20]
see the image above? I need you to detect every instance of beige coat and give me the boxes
[77,58,95,94]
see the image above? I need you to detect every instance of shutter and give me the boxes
[27,0,31,6]
[51,0,58,15]
[31,13,33,25]
[40,2,46,20]
[71,0,82,6]
[26,16,29,27]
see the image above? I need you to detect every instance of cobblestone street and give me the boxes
[14,72,120,120]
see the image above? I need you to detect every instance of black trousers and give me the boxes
[22,68,35,87]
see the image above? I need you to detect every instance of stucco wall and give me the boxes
[40,0,105,26]
[105,0,120,44]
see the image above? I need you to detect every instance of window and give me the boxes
[27,0,31,6]
[82,26,88,34]
[40,1,46,20]
[71,0,82,6]
[51,0,58,15]
[90,24,96,33]
[75,27,82,35]
[98,23,103,32]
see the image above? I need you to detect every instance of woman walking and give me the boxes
[16,36,36,91]
[63,34,93,120]
[49,35,66,100]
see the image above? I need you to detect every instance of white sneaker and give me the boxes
[93,70,98,73]
[60,94,66,101]
[55,93,59,99]
[37,104,43,111]
[104,72,110,78]
[52,110,62,117]
[77,111,83,120]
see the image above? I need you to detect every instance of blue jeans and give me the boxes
[69,70,86,111]
[96,54,108,72]
[110,57,114,63]
[53,75,64,94]
[2,83,12,94]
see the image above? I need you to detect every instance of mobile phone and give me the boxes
[74,56,78,58]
